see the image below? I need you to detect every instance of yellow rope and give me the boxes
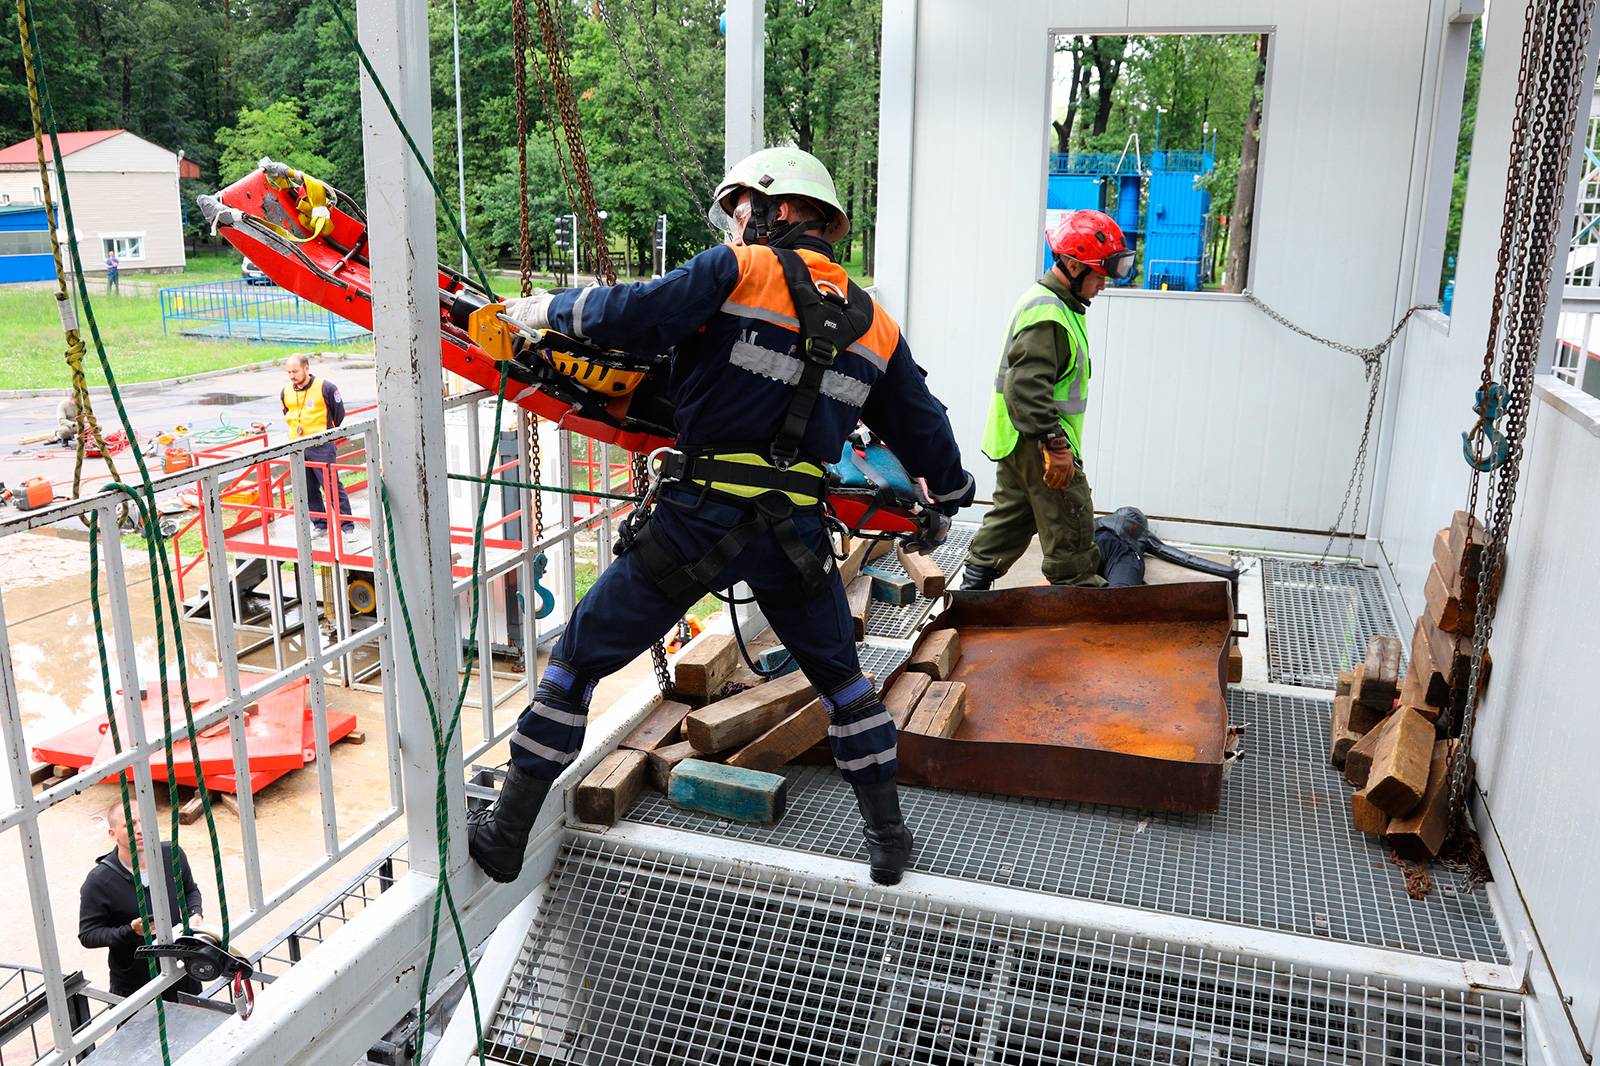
[14,0,119,499]
[264,163,335,243]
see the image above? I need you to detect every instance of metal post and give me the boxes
[723,0,763,169]
[357,0,463,877]
[873,0,918,321]
[452,0,469,276]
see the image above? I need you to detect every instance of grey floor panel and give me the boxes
[1261,557,1407,689]
[487,835,1523,1065]
[626,687,1507,966]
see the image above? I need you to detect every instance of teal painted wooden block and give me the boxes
[757,647,799,677]
[864,565,917,605]
[668,759,788,824]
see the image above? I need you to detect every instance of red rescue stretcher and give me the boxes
[197,161,929,539]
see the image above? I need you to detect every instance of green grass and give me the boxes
[138,248,254,286]
[0,283,372,390]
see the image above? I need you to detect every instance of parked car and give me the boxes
[241,257,274,285]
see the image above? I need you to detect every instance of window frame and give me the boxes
[100,232,146,261]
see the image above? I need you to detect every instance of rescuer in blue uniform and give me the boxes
[468,147,974,886]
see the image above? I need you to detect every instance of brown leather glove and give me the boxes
[1041,438,1075,489]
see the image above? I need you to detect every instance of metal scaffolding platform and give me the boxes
[486,836,1523,1066]
[1260,558,1408,690]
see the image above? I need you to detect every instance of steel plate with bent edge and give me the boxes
[896,582,1233,813]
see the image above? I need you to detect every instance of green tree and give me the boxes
[215,98,335,182]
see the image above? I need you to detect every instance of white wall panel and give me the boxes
[898,1,1436,532]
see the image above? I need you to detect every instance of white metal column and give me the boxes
[873,0,918,322]
[356,0,463,875]
[724,0,764,169]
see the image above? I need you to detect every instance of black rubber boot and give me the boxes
[851,780,915,885]
[467,763,553,883]
[958,563,1000,591]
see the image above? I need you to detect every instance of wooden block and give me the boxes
[1448,510,1486,577]
[883,672,933,730]
[726,698,830,773]
[52,764,78,779]
[837,539,870,587]
[214,792,241,817]
[905,681,967,738]
[1365,707,1435,816]
[846,575,872,640]
[1344,714,1389,787]
[906,628,962,680]
[1359,636,1401,707]
[574,748,649,826]
[756,647,799,678]
[1346,669,1387,734]
[342,730,367,745]
[619,700,693,752]
[1335,670,1353,698]
[28,763,51,786]
[1389,740,1465,860]
[896,543,947,598]
[1425,562,1471,636]
[1431,527,1453,576]
[684,670,815,753]
[668,759,788,824]
[1227,643,1243,684]
[1411,618,1451,709]
[865,565,918,605]
[1397,675,1441,723]
[647,740,703,792]
[674,633,739,699]
[1329,696,1362,768]
[1350,790,1390,835]
[178,790,206,826]
[1424,616,1470,690]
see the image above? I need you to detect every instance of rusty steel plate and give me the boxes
[896,582,1233,813]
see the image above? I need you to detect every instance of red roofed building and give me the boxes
[0,129,187,273]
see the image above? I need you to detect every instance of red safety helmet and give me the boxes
[1047,210,1135,281]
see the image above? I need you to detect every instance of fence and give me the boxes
[0,393,635,1065]
[159,280,372,345]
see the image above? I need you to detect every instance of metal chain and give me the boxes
[619,0,715,194]
[593,0,717,233]
[1239,291,1439,559]
[532,0,615,284]
[513,0,533,297]
[634,449,675,698]
[1448,0,1595,833]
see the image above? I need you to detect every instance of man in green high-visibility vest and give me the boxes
[960,210,1135,591]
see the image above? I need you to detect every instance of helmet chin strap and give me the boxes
[1055,254,1095,304]
[739,191,828,249]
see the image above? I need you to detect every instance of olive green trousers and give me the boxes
[967,443,1107,588]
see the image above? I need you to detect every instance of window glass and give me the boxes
[102,235,145,260]
[0,231,52,256]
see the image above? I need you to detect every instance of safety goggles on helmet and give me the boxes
[1092,248,1138,281]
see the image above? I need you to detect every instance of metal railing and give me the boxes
[158,280,372,345]
[0,392,635,1065]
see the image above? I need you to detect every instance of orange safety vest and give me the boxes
[721,244,902,375]
[282,375,335,439]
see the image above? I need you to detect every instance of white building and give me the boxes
[0,129,187,273]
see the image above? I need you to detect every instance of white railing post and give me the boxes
[356,0,463,877]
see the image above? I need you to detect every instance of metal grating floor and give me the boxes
[861,524,976,641]
[627,688,1507,965]
[1261,557,1407,689]
[486,836,1523,1065]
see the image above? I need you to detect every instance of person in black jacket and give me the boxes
[78,802,203,999]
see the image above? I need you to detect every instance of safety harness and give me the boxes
[619,247,875,608]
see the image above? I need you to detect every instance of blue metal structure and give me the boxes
[0,204,55,284]
[1044,148,1216,291]
[160,279,372,344]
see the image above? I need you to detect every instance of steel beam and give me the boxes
[723,0,764,169]
[354,0,462,879]
[873,0,918,321]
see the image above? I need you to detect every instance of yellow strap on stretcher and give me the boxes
[262,163,334,244]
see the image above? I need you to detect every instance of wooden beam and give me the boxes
[905,681,967,738]
[668,760,788,824]
[1350,791,1389,835]
[905,628,961,681]
[1363,706,1434,817]
[674,633,739,699]
[619,700,694,753]
[725,697,830,773]
[896,543,946,598]
[1346,666,1386,734]
[1359,636,1401,709]
[1344,714,1389,788]
[1335,670,1353,698]
[1410,617,1452,709]
[1425,562,1471,636]
[684,670,815,753]
[574,748,649,826]
[1448,509,1486,579]
[1329,696,1362,768]
[1388,740,1465,860]
[647,740,704,793]
[846,575,872,640]
[865,566,917,605]
[1227,643,1243,684]
[883,672,933,730]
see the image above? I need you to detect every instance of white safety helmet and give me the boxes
[709,147,851,244]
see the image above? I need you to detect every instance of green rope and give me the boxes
[325,0,497,299]
[445,472,642,504]
[377,374,507,1065]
